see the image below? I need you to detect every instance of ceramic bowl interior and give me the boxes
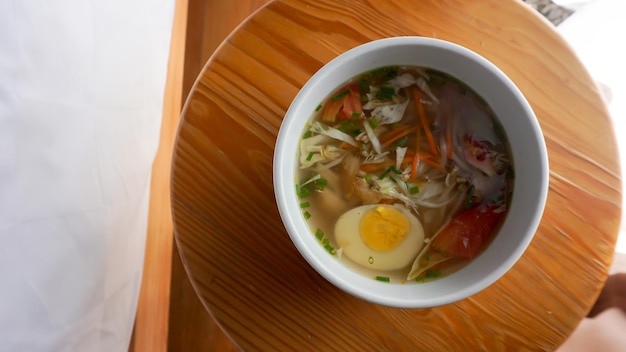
[273,36,548,308]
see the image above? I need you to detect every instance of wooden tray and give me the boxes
[171,0,621,350]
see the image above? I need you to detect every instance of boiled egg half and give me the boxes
[335,204,425,271]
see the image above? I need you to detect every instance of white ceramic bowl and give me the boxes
[273,36,549,308]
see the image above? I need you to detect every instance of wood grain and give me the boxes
[168,0,270,350]
[182,0,271,99]
[130,0,188,351]
[171,0,621,350]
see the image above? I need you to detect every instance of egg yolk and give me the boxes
[359,206,410,252]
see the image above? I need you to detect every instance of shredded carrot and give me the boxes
[380,124,409,143]
[410,121,421,179]
[339,142,359,151]
[400,150,415,169]
[381,125,416,148]
[360,160,394,173]
[420,154,445,170]
[412,88,438,157]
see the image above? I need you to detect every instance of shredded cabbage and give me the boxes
[395,147,407,170]
[417,76,440,104]
[386,73,417,89]
[374,177,417,210]
[309,121,358,147]
[300,173,321,186]
[363,84,403,110]
[370,99,410,125]
[412,179,467,208]
[299,133,346,169]
[362,119,381,155]
[362,151,389,165]
[362,99,394,110]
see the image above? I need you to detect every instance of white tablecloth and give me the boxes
[0,1,175,350]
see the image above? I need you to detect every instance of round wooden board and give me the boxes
[171,0,621,350]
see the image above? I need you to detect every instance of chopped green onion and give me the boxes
[300,202,310,209]
[359,77,369,92]
[409,186,420,194]
[394,135,408,148]
[315,104,322,112]
[338,120,360,134]
[415,269,442,282]
[375,276,390,282]
[375,86,395,100]
[350,129,362,137]
[302,130,313,139]
[379,168,392,180]
[370,67,387,76]
[359,66,399,92]
[380,165,402,180]
[314,229,337,255]
[303,211,311,220]
[379,166,402,180]
[306,152,314,161]
[339,120,355,129]
[301,173,321,186]
[370,66,399,80]
[382,66,399,80]
[296,184,310,198]
[315,229,324,241]
[352,112,361,119]
[425,269,442,278]
[331,89,350,102]
[364,174,372,182]
[368,256,374,264]
[368,119,378,129]
[315,178,328,190]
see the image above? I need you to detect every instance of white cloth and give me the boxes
[0,1,175,351]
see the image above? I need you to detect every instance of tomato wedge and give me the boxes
[431,205,504,259]
[321,93,345,123]
[321,84,363,123]
[339,84,363,120]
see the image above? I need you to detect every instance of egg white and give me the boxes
[335,204,425,271]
